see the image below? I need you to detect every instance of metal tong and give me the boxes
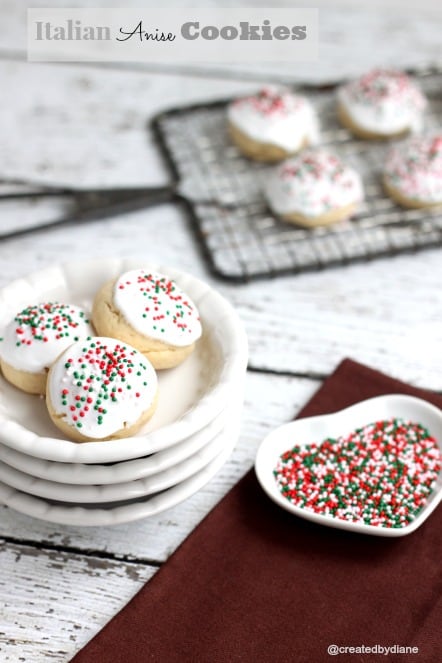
[0,179,180,242]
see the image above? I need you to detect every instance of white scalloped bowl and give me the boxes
[0,426,238,526]
[0,258,248,463]
[255,395,442,538]
[0,399,229,485]
[0,418,228,503]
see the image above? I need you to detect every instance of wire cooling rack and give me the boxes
[151,67,442,282]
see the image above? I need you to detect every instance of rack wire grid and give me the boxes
[151,68,442,282]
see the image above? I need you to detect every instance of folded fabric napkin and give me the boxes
[72,359,442,663]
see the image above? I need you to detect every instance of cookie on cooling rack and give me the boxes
[265,149,364,227]
[383,133,442,209]
[337,69,427,139]
[227,86,319,162]
[92,269,202,370]
[46,336,158,442]
[0,303,93,395]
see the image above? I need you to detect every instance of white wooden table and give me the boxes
[1,3,441,660]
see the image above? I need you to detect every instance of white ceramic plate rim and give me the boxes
[0,389,237,485]
[0,258,248,463]
[255,395,442,538]
[0,395,243,502]
[0,409,241,526]
[0,414,230,503]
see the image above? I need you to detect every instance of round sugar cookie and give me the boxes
[383,133,442,209]
[0,303,93,395]
[46,336,158,442]
[265,149,364,227]
[227,85,319,162]
[337,69,426,139]
[92,269,202,370]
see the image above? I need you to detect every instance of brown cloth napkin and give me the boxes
[72,359,442,663]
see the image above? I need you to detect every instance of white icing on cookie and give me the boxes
[384,133,442,204]
[338,69,426,135]
[113,270,202,348]
[228,85,319,152]
[48,336,157,439]
[265,149,364,218]
[0,303,93,373]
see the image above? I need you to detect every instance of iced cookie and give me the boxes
[92,269,202,370]
[227,86,319,162]
[337,69,426,139]
[383,133,442,209]
[46,336,158,442]
[0,303,93,395]
[265,149,364,227]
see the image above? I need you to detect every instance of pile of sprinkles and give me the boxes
[113,269,202,346]
[11,303,89,347]
[49,337,157,437]
[274,418,441,528]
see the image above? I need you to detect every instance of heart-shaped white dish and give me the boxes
[255,394,442,537]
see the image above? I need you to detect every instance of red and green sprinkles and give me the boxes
[114,270,201,346]
[13,303,88,347]
[385,134,442,202]
[274,418,441,528]
[343,69,425,110]
[281,152,347,183]
[271,149,362,215]
[233,86,304,117]
[52,338,156,435]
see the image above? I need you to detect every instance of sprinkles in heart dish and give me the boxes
[255,395,442,537]
[274,418,440,529]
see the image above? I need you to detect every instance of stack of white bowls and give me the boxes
[0,259,248,526]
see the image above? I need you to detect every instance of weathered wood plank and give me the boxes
[0,372,319,561]
[0,541,155,662]
[223,248,442,390]
[0,59,259,188]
